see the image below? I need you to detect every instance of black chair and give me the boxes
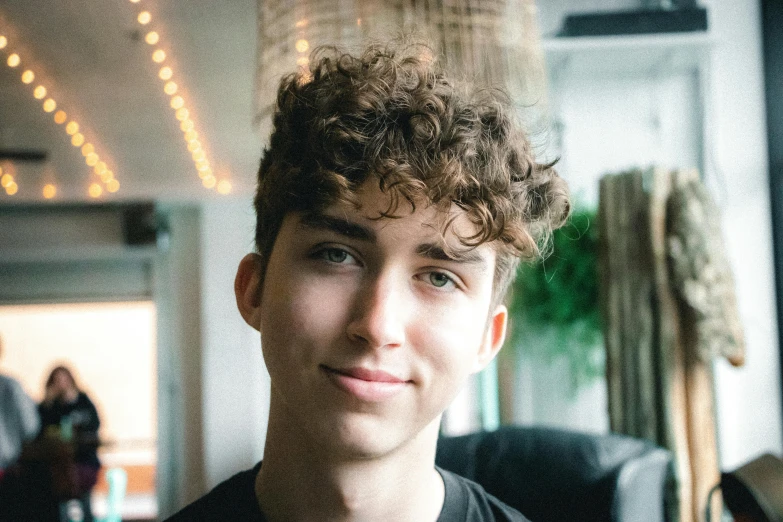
[436,425,672,522]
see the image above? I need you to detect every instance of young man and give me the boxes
[168,41,569,521]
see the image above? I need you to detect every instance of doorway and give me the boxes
[0,301,158,520]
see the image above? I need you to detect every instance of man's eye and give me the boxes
[326,249,348,263]
[320,248,353,264]
[428,272,454,288]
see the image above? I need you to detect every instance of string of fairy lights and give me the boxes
[129,0,231,195]
[0,1,233,199]
[0,33,119,199]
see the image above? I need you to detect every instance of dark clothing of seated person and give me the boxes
[167,40,570,521]
[38,390,101,469]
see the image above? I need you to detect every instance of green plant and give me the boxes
[507,207,604,390]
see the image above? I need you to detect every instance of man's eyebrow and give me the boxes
[416,242,488,269]
[298,213,376,242]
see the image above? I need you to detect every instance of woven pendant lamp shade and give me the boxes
[255,0,547,137]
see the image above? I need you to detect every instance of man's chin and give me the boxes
[318,420,410,461]
[318,417,439,463]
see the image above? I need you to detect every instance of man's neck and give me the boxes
[256,403,445,522]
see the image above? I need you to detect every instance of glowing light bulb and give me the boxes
[6,182,18,195]
[170,96,184,109]
[43,98,56,112]
[175,108,189,121]
[187,141,201,153]
[43,184,56,199]
[295,39,309,53]
[217,180,232,195]
[130,0,140,3]
[145,31,159,45]
[0,36,7,49]
[138,11,151,25]
[152,49,166,63]
[184,129,198,142]
[54,110,67,124]
[202,176,216,189]
[107,179,120,193]
[71,133,85,147]
[196,161,210,172]
[94,162,107,176]
[33,85,47,99]
[7,53,20,67]
[66,121,79,135]
[159,66,173,80]
[180,119,194,132]
[296,56,309,67]
[1,174,13,188]
[198,167,212,179]
[192,149,205,162]
[21,70,34,83]
[86,153,99,166]
[81,143,94,156]
[164,81,177,95]
[88,183,103,198]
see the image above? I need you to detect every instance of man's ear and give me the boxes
[472,305,508,374]
[235,253,265,331]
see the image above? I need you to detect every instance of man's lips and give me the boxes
[323,365,408,383]
[320,365,411,401]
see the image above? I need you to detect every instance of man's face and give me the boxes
[240,181,507,459]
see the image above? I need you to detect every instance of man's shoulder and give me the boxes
[164,462,264,521]
[438,467,532,522]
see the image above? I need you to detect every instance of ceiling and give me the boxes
[0,0,261,204]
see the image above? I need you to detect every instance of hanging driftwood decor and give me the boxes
[667,179,745,366]
[599,168,744,522]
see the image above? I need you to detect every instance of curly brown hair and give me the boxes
[254,41,570,305]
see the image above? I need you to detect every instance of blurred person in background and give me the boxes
[38,365,102,522]
[0,334,40,484]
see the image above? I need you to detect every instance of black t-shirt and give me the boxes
[165,462,531,521]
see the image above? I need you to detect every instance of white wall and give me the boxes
[199,197,270,489]
[701,0,783,469]
[551,70,702,206]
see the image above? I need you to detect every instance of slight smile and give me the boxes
[320,365,412,402]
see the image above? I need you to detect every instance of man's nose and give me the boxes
[345,274,407,350]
